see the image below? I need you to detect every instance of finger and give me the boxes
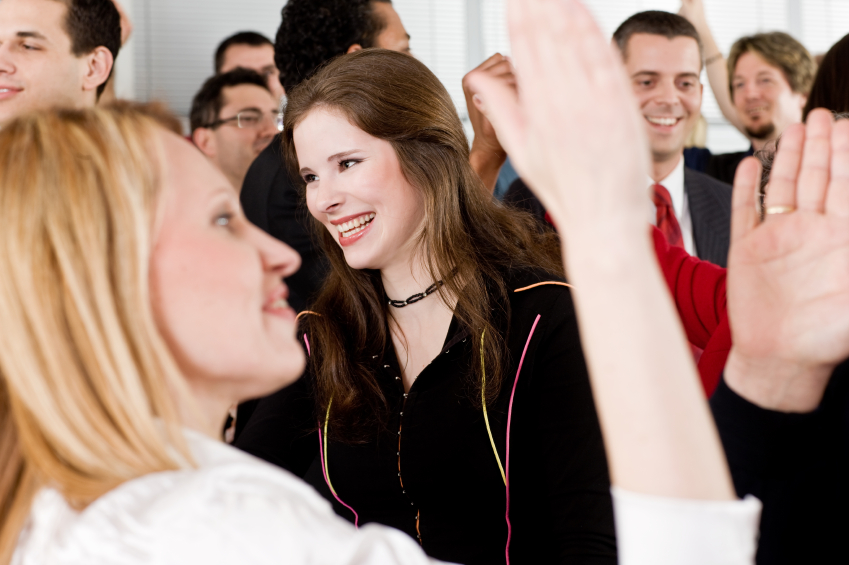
[826,118,849,218]
[796,109,833,213]
[570,1,626,86]
[466,71,525,165]
[730,157,762,244]
[463,54,507,93]
[485,59,513,74]
[478,52,507,71]
[764,123,804,215]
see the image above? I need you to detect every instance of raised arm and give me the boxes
[469,0,733,503]
[468,0,759,561]
[679,0,745,134]
[463,54,512,193]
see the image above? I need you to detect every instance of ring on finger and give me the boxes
[765,205,796,215]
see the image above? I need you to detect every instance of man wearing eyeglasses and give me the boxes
[190,68,281,192]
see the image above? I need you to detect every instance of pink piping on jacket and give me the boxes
[504,314,541,565]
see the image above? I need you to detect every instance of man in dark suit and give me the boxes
[614,11,732,266]
[240,0,410,314]
[507,11,731,266]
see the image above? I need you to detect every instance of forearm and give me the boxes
[561,220,734,501]
[694,22,743,132]
[469,145,506,194]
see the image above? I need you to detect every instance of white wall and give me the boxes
[123,0,849,153]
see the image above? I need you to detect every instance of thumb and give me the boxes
[730,157,763,246]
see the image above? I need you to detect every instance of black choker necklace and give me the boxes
[387,280,444,308]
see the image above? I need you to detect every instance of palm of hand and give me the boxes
[729,212,849,369]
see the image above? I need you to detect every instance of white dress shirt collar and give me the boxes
[648,155,695,256]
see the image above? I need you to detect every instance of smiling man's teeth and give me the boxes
[646,116,678,126]
[336,213,376,236]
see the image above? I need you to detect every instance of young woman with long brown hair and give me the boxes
[0,107,436,564]
[236,49,617,564]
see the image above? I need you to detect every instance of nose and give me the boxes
[247,222,301,280]
[740,82,760,100]
[0,44,15,74]
[654,78,679,107]
[309,175,344,216]
[258,114,279,142]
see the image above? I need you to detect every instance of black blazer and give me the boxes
[504,166,733,267]
[710,366,849,564]
[240,136,327,314]
[684,167,732,268]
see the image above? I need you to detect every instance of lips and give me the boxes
[0,87,22,101]
[335,213,375,237]
[263,284,295,320]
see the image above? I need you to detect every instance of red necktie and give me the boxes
[651,183,684,249]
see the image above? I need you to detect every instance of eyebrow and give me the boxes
[632,71,700,79]
[17,31,48,41]
[208,185,239,205]
[326,149,363,162]
[298,150,365,176]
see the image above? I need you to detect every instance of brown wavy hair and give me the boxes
[281,49,563,441]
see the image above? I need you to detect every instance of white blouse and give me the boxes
[12,429,444,565]
[612,487,762,565]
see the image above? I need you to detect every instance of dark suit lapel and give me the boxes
[685,167,732,268]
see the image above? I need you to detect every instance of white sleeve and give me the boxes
[611,486,761,565]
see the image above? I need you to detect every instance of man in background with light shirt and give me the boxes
[614,10,733,267]
[0,0,120,128]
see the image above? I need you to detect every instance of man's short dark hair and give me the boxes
[190,68,270,133]
[56,0,122,97]
[274,0,392,92]
[613,11,703,66]
[214,31,274,73]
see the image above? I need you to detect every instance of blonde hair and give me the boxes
[0,108,193,563]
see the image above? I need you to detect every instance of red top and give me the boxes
[651,226,729,396]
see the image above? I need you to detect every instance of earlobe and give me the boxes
[82,46,115,93]
[346,44,364,54]
[193,128,216,158]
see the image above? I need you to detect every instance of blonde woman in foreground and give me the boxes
[0,107,439,564]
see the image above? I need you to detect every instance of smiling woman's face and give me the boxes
[149,132,305,403]
[295,107,425,272]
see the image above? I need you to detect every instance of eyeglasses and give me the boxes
[205,109,284,132]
